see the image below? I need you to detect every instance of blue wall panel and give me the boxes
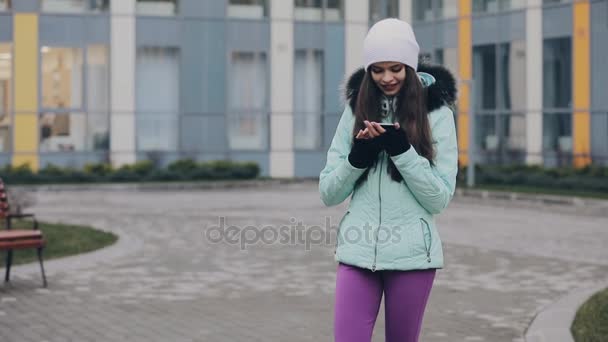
[543,5,572,39]
[295,151,325,178]
[324,23,345,115]
[0,14,12,41]
[590,0,608,165]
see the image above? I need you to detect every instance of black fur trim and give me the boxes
[344,63,457,113]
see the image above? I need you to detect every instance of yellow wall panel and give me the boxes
[13,114,38,152]
[572,1,591,167]
[12,154,39,171]
[458,0,472,166]
[13,14,39,171]
[14,14,38,113]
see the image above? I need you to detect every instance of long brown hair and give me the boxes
[352,65,435,187]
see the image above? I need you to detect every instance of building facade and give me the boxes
[0,0,606,177]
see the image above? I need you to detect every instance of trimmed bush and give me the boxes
[459,164,608,194]
[0,159,260,185]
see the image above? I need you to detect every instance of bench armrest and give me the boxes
[5,214,38,231]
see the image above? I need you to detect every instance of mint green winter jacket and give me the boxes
[319,64,459,272]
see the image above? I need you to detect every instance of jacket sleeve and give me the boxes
[389,106,459,214]
[319,106,367,207]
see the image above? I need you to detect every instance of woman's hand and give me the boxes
[356,121,390,139]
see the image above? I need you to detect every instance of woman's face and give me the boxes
[369,62,406,96]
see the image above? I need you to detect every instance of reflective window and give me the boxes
[0,44,11,152]
[472,0,511,13]
[369,0,399,24]
[136,47,180,151]
[543,37,572,166]
[473,42,527,163]
[41,47,84,110]
[294,49,323,150]
[227,51,268,151]
[228,0,268,19]
[0,0,11,11]
[412,0,434,21]
[41,0,109,13]
[40,45,110,152]
[87,45,110,151]
[295,0,343,22]
[136,0,177,16]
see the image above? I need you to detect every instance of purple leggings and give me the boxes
[334,263,436,342]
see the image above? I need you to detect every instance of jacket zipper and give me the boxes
[371,156,383,272]
[420,218,432,263]
[335,211,350,255]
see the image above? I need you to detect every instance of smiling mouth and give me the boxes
[382,84,398,91]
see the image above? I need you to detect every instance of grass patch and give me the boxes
[572,287,608,342]
[460,184,608,200]
[0,221,118,266]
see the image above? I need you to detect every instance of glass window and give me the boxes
[501,41,526,111]
[473,44,497,110]
[39,45,110,152]
[325,0,343,21]
[136,0,177,16]
[0,44,11,152]
[228,0,268,19]
[438,0,458,19]
[136,47,180,151]
[294,49,323,150]
[369,0,399,24]
[543,38,571,109]
[295,0,322,21]
[473,42,526,164]
[39,112,86,152]
[295,0,343,22]
[41,0,109,13]
[543,37,572,165]
[412,0,434,22]
[0,0,11,11]
[543,0,569,5]
[87,45,109,151]
[227,51,268,151]
[473,0,511,14]
[41,47,84,110]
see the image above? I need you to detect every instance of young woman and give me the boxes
[319,18,458,342]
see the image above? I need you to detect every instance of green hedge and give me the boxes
[458,164,608,193]
[0,159,260,185]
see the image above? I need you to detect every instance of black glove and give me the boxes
[348,138,382,169]
[382,127,411,156]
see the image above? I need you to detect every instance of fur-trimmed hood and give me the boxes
[344,63,457,113]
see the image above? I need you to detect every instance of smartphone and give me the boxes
[378,123,397,131]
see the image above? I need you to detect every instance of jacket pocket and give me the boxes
[335,210,350,255]
[419,218,432,263]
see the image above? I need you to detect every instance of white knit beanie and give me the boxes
[363,18,420,72]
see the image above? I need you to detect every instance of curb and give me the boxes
[525,280,608,342]
[11,178,314,192]
[13,179,608,208]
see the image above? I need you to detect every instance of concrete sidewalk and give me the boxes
[1,183,607,341]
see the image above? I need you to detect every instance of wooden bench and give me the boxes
[0,178,47,287]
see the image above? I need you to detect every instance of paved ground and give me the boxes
[1,183,607,342]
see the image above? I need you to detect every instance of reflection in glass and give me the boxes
[0,0,11,11]
[39,112,86,152]
[41,0,109,13]
[369,0,399,24]
[136,0,177,16]
[41,47,84,110]
[294,49,323,150]
[136,47,180,151]
[0,44,11,152]
[227,52,268,150]
[228,0,268,19]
